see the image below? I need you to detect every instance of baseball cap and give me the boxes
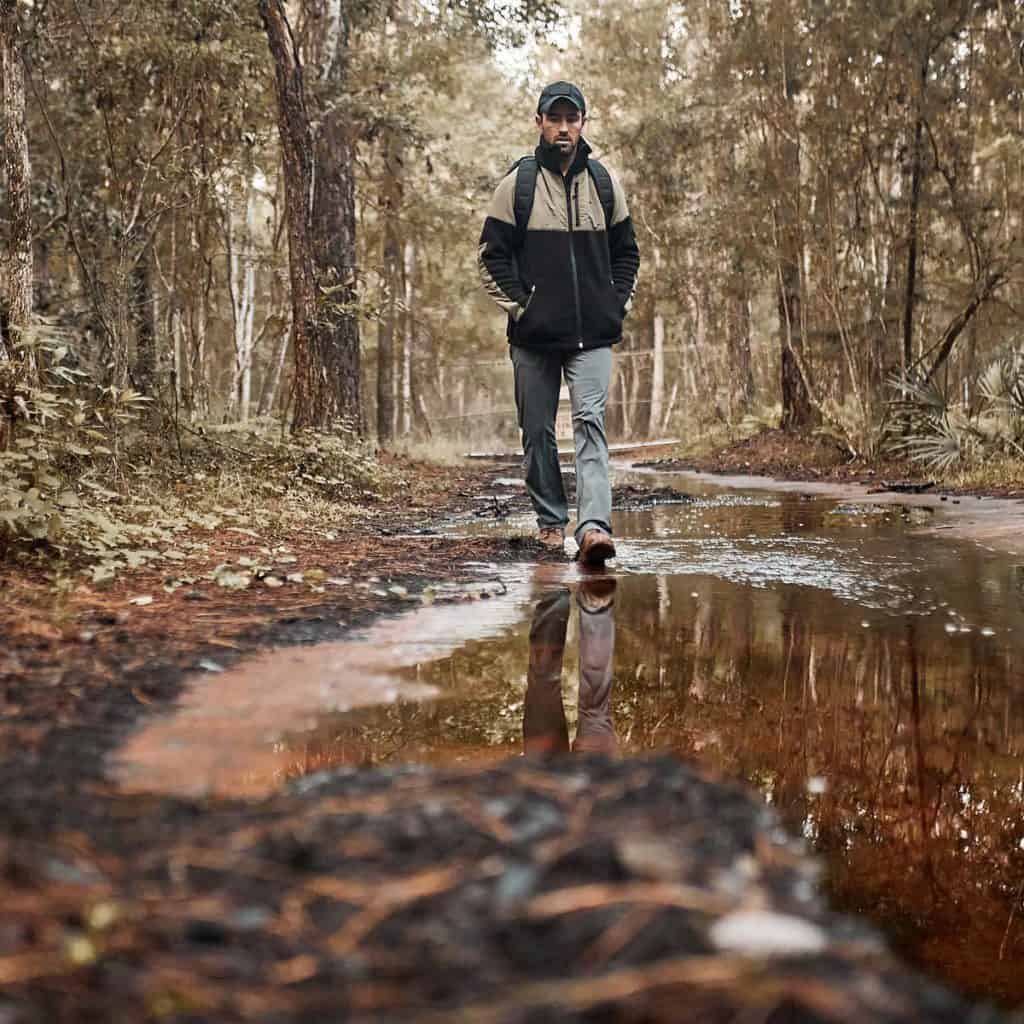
[537,81,586,116]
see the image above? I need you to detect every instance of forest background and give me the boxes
[3,0,1024,571]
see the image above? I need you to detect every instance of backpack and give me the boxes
[509,155,615,247]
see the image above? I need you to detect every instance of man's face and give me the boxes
[536,98,584,156]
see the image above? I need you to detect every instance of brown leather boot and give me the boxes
[578,528,616,566]
[577,573,616,613]
[537,526,565,550]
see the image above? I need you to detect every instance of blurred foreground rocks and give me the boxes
[3,756,1011,1022]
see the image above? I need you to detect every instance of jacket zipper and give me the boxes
[565,174,583,347]
[573,181,581,227]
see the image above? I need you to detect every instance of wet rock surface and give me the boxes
[2,757,1006,1023]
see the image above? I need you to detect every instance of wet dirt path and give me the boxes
[110,468,1024,1007]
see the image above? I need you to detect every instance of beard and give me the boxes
[539,135,575,159]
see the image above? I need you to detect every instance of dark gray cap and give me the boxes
[537,81,586,115]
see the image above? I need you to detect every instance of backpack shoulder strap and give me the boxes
[510,155,538,246]
[587,158,615,230]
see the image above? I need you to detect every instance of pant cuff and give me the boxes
[574,520,612,543]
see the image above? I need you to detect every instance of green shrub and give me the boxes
[887,348,1024,472]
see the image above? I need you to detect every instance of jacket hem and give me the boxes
[509,336,620,353]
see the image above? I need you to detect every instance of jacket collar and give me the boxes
[535,135,592,177]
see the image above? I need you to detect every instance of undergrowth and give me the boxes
[0,335,403,582]
[888,348,1024,476]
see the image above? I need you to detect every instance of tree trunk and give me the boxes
[775,32,814,432]
[776,176,813,430]
[401,238,415,436]
[409,249,433,439]
[184,210,212,419]
[376,127,403,445]
[922,273,1004,386]
[0,0,33,386]
[901,61,928,383]
[648,247,664,437]
[260,0,362,432]
[310,3,363,433]
[131,244,156,396]
[727,258,754,418]
[224,185,258,422]
[649,313,665,437]
[258,323,290,417]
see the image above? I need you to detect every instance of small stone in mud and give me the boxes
[710,911,828,956]
[610,484,695,510]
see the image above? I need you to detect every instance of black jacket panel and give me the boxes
[477,138,640,353]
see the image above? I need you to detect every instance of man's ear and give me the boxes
[535,113,543,129]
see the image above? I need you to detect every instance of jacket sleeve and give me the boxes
[606,168,641,314]
[477,171,530,319]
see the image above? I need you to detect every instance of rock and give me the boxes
[710,911,828,956]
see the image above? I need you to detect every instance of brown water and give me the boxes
[113,474,1024,1007]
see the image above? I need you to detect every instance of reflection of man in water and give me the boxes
[523,574,617,755]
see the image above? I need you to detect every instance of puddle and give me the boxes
[113,570,537,797]
[111,474,1024,1004]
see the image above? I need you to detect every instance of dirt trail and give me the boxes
[0,458,1015,1022]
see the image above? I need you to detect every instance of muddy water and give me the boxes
[112,475,1024,1007]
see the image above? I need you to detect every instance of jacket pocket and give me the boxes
[514,284,569,346]
[515,286,536,321]
[585,281,624,341]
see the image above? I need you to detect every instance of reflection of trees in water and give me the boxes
[614,577,1024,1004]
[280,569,1024,1003]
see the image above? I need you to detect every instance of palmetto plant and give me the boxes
[887,348,1024,471]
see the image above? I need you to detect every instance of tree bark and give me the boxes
[376,127,403,444]
[401,239,415,436]
[224,185,258,422]
[258,323,290,417]
[727,258,754,418]
[130,244,157,396]
[776,176,813,430]
[0,0,32,362]
[0,0,32,449]
[310,0,362,433]
[901,63,928,381]
[774,29,814,432]
[649,313,665,436]
[183,201,213,419]
[260,0,362,432]
[648,247,664,437]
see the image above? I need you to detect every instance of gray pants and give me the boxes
[511,345,612,544]
[523,586,617,756]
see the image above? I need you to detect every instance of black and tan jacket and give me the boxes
[477,138,641,352]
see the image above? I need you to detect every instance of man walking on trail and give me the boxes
[477,81,640,566]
